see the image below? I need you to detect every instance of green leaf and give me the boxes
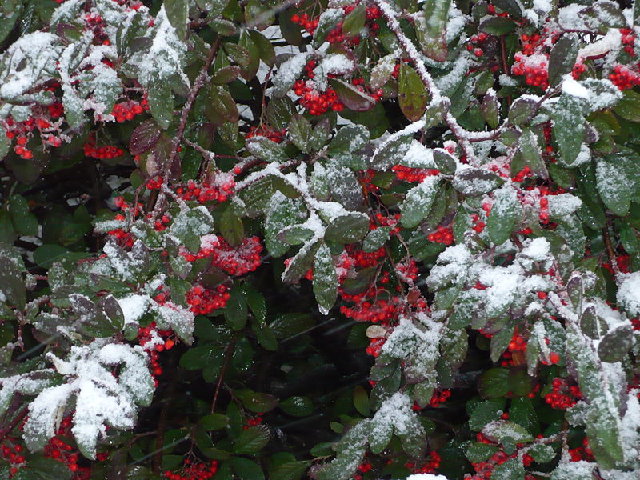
[613,89,640,122]
[466,442,499,463]
[483,420,534,445]
[481,91,500,129]
[248,30,275,66]
[232,426,270,454]
[330,79,375,111]
[566,323,624,468]
[245,136,287,162]
[552,94,585,166]
[548,34,579,87]
[231,457,265,480]
[528,443,556,463]
[207,85,239,125]
[288,115,312,153]
[218,206,244,248]
[468,399,506,430]
[490,325,514,362]
[416,0,451,61]
[0,4,22,45]
[313,243,338,314]
[9,195,38,236]
[165,0,188,40]
[479,17,516,35]
[342,4,366,36]
[224,284,248,330]
[235,389,278,413]
[353,386,370,416]
[400,176,441,228]
[0,210,15,244]
[491,457,525,479]
[492,0,522,18]
[362,227,391,252]
[596,152,640,216]
[199,414,230,431]
[265,193,306,258]
[280,396,314,417]
[328,124,370,155]
[487,185,521,245]
[398,64,429,122]
[0,244,26,308]
[269,461,310,480]
[508,97,538,126]
[324,212,369,244]
[598,324,633,362]
[478,368,510,399]
[147,82,173,130]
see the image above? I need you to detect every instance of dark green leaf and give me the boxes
[313,243,338,314]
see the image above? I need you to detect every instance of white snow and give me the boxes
[617,272,640,316]
[561,75,589,99]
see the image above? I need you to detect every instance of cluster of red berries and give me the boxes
[609,64,640,90]
[512,53,549,89]
[568,437,594,462]
[512,166,533,183]
[1,440,26,477]
[182,236,262,276]
[370,213,401,235]
[293,79,344,115]
[186,284,230,315]
[209,237,263,276]
[602,254,631,275]
[242,415,263,430]
[544,377,582,409]
[469,433,522,479]
[163,458,219,480]
[175,177,236,204]
[470,213,486,234]
[405,451,441,474]
[466,32,490,58]
[520,33,544,55]
[111,99,148,122]
[428,226,454,245]
[395,259,418,282]
[392,165,440,183]
[539,195,549,224]
[620,28,636,56]
[290,13,318,34]
[508,331,527,352]
[429,389,451,407]
[245,125,286,143]
[43,416,108,479]
[352,460,374,480]
[137,322,176,385]
[13,135,34,159]
[365,337,386,357]
[84,139,125,159]
[340,293,400,323]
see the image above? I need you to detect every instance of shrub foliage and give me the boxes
[1,0,640,479]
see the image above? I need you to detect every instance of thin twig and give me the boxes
[154,37,223,216]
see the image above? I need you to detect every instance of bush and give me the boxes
[1,0,640,479]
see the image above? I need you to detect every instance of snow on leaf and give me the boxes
[152,301,195,344]
[24,341,154,458]
[127,6,189,92]
[400,175,441,228]
[550,460,595,480]
[0,32,61,101]
[270,52,308,97]
[616,272,640,316]
[381,313,443,386]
